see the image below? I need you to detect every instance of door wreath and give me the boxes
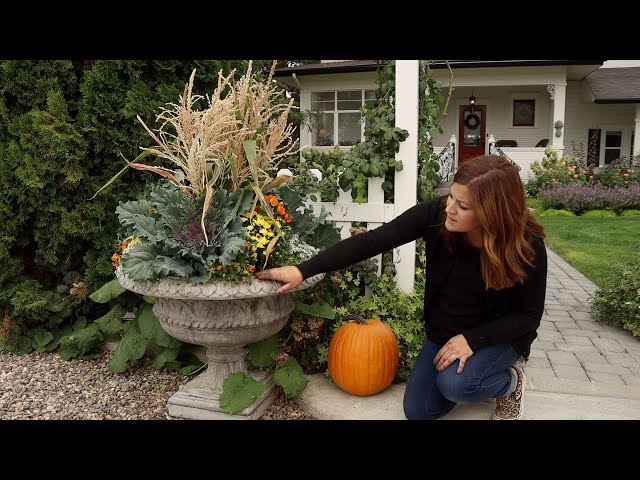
[464,113,480,130]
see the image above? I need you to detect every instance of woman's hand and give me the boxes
[254,266,304,294]
[434,334,474,374]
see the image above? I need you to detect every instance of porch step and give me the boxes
[436,180,452,196]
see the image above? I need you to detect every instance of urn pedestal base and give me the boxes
[168,370,276,420]
[115,271,324,420]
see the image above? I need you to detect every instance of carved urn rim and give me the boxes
[115,269,324,300]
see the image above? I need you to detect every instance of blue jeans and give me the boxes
[403,339,520,420]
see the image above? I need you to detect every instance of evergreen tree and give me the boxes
[0,60,249,339]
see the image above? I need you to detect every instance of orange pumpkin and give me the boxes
[327,315,399,396]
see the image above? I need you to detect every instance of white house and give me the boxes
[275,60,640,182]
[273,60,640,291]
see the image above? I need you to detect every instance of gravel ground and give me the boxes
[0,350,314,420]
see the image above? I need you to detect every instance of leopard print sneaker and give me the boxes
[493,365,525,420]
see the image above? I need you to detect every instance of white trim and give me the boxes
[597,126,634,166]
[394,60,419,293]
[508,93,540,129]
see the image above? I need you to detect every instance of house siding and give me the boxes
[432,85,551,149]
[563,81,636,159]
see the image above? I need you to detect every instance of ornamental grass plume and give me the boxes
[105,61,298,246]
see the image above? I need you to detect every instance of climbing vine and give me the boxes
[284,60,448,203]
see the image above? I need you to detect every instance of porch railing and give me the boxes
[434,135,456,181]
[488,134,521,171]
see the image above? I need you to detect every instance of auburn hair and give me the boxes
[439,155,545,290]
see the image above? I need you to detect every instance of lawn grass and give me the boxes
[534,214,640,289]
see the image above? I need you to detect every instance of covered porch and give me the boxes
[428,64,579,182]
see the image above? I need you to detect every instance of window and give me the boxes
[594,128,637,166]
[603,130,622,164]
[512,99,535,127]
[310,90,375,147]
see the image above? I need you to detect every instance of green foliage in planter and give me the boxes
[116,182,253,283]
[0,60,249,338]
[592,257,640,336]
[276,186,341,251]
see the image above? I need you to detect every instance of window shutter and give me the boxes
[587,129,601,166]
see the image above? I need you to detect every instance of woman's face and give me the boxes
[444,183,482,234]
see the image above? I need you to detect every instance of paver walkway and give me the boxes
[529,248,640,387]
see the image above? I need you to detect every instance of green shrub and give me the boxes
[582,210,617,217]
[526,197,543,210]
[620,209,640,216]
[536,209,576,217]
[526,147,591,197]
[594,157,640,188]
[592,257,640,336]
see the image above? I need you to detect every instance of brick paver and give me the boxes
[525,248,640,387]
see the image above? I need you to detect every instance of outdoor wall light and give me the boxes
[554,120,564,137]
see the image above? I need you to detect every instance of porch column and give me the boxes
[551,83,567,155]
[634,104,640,157]
[394,60,419,293]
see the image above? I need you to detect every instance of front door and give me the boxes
[458,105,486,165]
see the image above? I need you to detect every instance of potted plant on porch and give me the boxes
[108,62,327,419]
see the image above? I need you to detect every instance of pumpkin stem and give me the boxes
[343,314,368,325]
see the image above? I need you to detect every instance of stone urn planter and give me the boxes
[116,270,324,420]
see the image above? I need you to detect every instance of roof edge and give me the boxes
[274,62,381,77]
[429,60,605,69]
[593,99,640,104]
[274,60,606,77]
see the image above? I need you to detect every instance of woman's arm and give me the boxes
[295,197,442,280]
[461,235,548,352]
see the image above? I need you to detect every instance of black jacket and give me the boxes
[296,196,548,360]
